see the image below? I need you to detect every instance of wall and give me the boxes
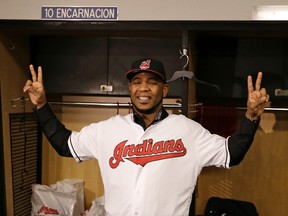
[1,0,288,20]
[0,32,31,215]
[195,110,288,216]
[1,24,288,215]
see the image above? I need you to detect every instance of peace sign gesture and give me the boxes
[23,65,47,109]
[246,72,270,121]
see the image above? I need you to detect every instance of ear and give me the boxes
[128,82,131,91]
[162,83,169,97]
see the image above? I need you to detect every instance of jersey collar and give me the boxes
[133,107,169,130]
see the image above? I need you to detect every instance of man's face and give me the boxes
[128,72,168,115]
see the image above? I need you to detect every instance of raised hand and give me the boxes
[23,65,47,109]
[246,72,270,121]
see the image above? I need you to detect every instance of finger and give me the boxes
[259,87,266,95]
[30,64,37,82]
[247,75,254,94]
[23,80,32,92]
[23,86,32,93]
[255,72,263,92]
[266,93,270,102]
[25,79,32,86]
[248,91,262,108]
[259,88,271,104]
[37,66,43,84]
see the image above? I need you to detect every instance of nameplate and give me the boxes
[41,6,118,21]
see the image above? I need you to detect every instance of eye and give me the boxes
[131,79,141,84]
[148,79,158,85]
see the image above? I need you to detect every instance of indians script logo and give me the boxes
[37,205,59,215]
[109,138,186,168]
[139,59,151,70]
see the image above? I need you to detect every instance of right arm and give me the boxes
[23,65,72,157]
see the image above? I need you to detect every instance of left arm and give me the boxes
[228,117,259,166]
[228,72,269,166]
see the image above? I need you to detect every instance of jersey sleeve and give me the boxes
[195,115,259,169]
[68,123,100,163]
[196,125,230,168]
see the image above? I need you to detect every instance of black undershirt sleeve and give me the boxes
[34,103,73,157]
[228,117,260,166]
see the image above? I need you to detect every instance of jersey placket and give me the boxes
[130,129,152,216]
[131,164,145,216]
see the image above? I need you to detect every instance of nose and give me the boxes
[138,81,150,91]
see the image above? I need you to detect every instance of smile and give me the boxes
[137,96,151,103]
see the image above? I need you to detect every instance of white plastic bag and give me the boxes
[31,179,84,216]
[83,196,106,216]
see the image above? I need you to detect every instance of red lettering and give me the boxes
[37,205,59,215]
[135,139,147,156]
[152,141,165,154]
[163,139,175,152]
[109,138,186,168]
[123,144,135,157]
[146,139,154,154]
[109,140,127,169]
[175,139,185,151]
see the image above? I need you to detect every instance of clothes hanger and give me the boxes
[167,48,220,92]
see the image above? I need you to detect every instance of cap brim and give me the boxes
[126,69,166,82]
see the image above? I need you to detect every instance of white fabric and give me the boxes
[68,114,230,216]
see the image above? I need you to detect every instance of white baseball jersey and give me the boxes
[68,113,230,216]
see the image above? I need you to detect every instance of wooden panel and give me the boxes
[108,37,182,97]
[32,36,183,97]
[0,33,31,216]
[235,38,284,99]
[10,112,41,215]
[196,37,287,103]
[195,110,288,216]
[31,36,109,95]
[0,96,5,216]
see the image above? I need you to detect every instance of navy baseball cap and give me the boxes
[126,58,166,83]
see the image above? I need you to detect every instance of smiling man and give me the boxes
[24,57,269,216]
[126,59,169,129]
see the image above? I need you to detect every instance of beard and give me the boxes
[131,99,163,115]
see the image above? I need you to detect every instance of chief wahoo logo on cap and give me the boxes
[139,59,151,70]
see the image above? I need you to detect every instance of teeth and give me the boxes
[139,97,149,100]
[138,96,150,103]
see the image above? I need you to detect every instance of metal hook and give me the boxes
[179,48,189,70]
[11,96,29,108]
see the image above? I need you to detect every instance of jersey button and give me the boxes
[135,212,139,215]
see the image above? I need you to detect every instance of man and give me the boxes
[24,58,269,216]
